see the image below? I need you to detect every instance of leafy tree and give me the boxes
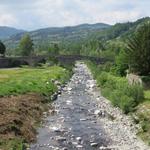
[19,34,34,56]
[53,43,60,55]
[115,49,128,76]
[126,22,150,75]
[48,43,60,56]
[0,41,6,57]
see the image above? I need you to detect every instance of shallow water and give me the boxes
[30,62,112,150]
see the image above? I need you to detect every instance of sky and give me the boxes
[0,0,149,30]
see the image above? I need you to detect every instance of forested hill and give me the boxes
[0,26,25,39]
[90,17,150,41]
[4,23,110,45]
[3,17,150,56]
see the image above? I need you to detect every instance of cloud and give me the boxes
[0,10,18,27]
[0,0,149,30]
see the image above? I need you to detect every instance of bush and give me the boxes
[126,85,144,104]
[119,95,135,113]
[88,62,144,113]
[102,73,144,113]
[109,90,123,107]
[97,72,108,87]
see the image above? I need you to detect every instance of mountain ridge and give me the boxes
[0,26,25,39]
[2,17,150,56]
[4,23,111,52]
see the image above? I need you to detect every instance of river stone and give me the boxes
[62,147,68,150]
[50,126,61,132]
[76,137,82,142]
[90,142,98,147]
[56,137,66,142]
[66,100,72,105]
[67,87,72,91]
[76,145,83,148]
[94,110,101,116]
[80,118,87,121]
[29,62,149,150]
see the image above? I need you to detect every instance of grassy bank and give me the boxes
[0,66,71,150]
[0,66,71,96]
[135,90,150,145]
[87,61,150,145]
[87,61,144,114]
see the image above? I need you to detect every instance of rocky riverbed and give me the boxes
[30,62,149,150]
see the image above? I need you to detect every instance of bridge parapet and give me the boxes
[0,55,110,68]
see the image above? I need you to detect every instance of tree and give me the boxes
[48,43,60,55]
[126,22,150,75]
[53,43,60,55]
[0,41,6,57]
[19,34,34,56]
[115,49,128,76]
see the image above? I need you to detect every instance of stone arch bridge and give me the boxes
[0,55,110,68]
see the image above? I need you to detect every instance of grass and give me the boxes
[0,66,71,150]
[144,90,150,100]
[135,90,150,145]
[86,61,144,114]
[87,61,150,145]
[0,138,24,150]
[0,66,71,97]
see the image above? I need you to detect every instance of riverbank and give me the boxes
[87,61,150,148]
[0,66,71,150]
[29,62,149,150]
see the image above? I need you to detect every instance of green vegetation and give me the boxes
[48,43,60,55]
[135,92,150,145]
[19,34,34,56]
[87,60,150,143]
[87,61,144,114]
[0,66,71,150]
[0,26,24,39]
[126,22,150,75]
[0,66,70,97]
[0,138,24,150]
[4,23,110,56]
[3,17,150,57]
[85,19,150,144]
[1,16,150,147]
[0,40,6,57]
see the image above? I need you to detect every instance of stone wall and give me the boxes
[0,55,109,68]
[0,56,46,68]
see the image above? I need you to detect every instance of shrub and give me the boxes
[101,87,112,99]
[97,72,108,87]
[87,62,144,113]
[119,95,135,114]
[126,85,144,104]
[109,91,135,113]
[110,90,123,107]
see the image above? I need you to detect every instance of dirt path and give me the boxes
[30,62,149,150]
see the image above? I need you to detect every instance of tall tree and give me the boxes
[48,43,60,55]
[19,34,34,56]
[0,41,6,57]
[126,22,150,75]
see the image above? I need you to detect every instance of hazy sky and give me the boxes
[0,0,149,30]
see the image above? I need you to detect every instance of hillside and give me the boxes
[0,26,25,39]
[89,17,150,41]
[4,23,110,53]
[3,17,150,56]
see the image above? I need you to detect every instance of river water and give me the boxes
[30,62,113,150]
